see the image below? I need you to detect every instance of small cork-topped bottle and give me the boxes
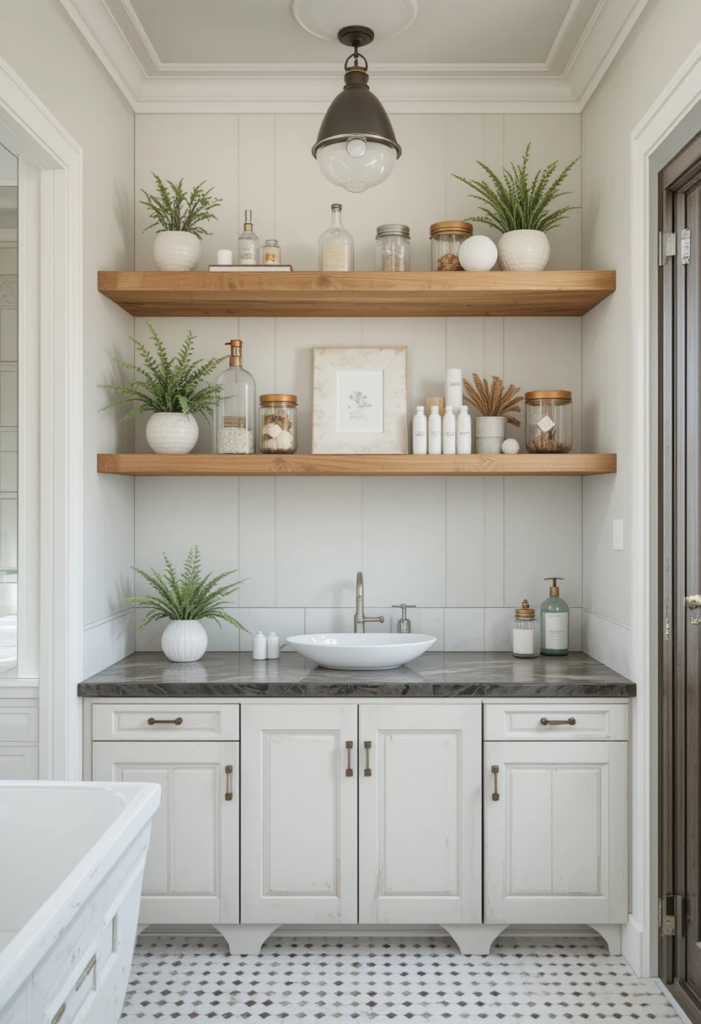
[512,600,540,659]
[213,340,256,454]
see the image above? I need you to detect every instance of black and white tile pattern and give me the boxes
[121,932,680,1022]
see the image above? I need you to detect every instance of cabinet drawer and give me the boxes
[92,703,239,741]
[0,706,38,743]
[484,703,628,741]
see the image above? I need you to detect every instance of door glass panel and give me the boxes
[0,142,18,674]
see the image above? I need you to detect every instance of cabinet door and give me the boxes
[359,704,482,924]
[484,741,628,924]
[92,741,238,925]
[241,704,357,924]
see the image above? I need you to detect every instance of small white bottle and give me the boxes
[252,631,267,660]
[238,209,259,265]
[442,405,456,455]
[412,405,427,455]
[446,368,462,410]
[266,632,280,659]
[428,405,442,455]
[457,405,472,454]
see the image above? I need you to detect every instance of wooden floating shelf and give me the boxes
[97,270,616,318]
[97,453,617,477]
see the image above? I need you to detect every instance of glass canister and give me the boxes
[512,600,540,659]
[430,220,473,271]
[260,394,297,454]
[376,224,411,271]
[525,390,573,453]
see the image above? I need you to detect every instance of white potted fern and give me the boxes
[453,144,580,271]
[127,547,248,662]
[141,174,222,271]
[100,324,227,454]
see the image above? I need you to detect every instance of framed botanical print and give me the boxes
[312,347,408,454]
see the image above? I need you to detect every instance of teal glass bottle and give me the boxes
[540,577,569,656]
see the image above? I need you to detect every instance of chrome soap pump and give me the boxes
[392,604,416,634]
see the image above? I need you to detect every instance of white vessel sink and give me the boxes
[285,633,436,671]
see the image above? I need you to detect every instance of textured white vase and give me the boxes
[153,230,202,271]
[475,416,506,454]
[145,412,199,454]
[161,619,208,662]
[497,230,550,271]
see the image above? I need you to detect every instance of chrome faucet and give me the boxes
[354,572,385,633]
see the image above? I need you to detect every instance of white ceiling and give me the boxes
[124,0,599,68]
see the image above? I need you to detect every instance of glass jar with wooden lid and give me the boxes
[525,390,573,453]
[260,394,297,454]
[430,221,473,271]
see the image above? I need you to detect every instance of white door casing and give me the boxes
[92,740,239,925]
[359,704,482,925]
[240,703,358,925]
[484,741,628,924]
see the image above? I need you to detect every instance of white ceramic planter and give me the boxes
[153,230,202,271]
[145,412,199,454]
[475,416,506,455]
[497,230,550,271]
[161,619,208,662]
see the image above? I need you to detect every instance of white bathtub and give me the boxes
[0,781,160,1024]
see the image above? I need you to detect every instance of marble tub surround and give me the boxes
[78,651,635,697]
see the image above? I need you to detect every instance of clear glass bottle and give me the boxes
[512,600,540,658]
[260,394,297,454]
[541,577,569,656]
[375,224,411,271]
[214,340,256,454]
[525,390,573,453]
[238,209,259,265]
[319,203,354,271]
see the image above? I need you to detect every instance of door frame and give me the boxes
[0,56,83,779]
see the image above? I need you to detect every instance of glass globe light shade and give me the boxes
[316,136,397,193]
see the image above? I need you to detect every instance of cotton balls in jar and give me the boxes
[458,235,498,272]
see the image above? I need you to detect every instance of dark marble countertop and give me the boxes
[78,651,635,698]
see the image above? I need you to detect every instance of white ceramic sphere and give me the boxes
[145,412,199,454]
[501,438,520,454]
[459,235,498,272]
[153,230,202,271]
[161,619,208,662]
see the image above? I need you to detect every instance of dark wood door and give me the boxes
[660,132,701,1019]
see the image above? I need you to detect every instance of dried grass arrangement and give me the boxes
[463,374,522,426]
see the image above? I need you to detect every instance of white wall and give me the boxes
[133,112,585,652]
[0,0,136,677]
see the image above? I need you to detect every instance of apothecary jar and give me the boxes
[430,220,472,271]
[376,224,411,271]
[525,390,573,454]
[260,394,297,454]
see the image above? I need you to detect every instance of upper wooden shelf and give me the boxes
[97,270,616,318]
[97,453,617,477]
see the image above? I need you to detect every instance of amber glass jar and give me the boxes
[525,390,573,453]
[260,394,297,454]
[430,221,472,270]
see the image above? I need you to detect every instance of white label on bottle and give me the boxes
[513,628,534,655]
[538,414,556,433]
[543,612,568,650]
[322,242,350,271]
[239,243,257,264]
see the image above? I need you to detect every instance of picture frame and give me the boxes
[312,347,408,454]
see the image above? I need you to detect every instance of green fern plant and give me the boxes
[99,323,227,420]
[453,143,580,234]
[140,174,222,238]
[126,547,248,630]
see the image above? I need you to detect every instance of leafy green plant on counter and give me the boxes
[99,323,227,420]
[140,173,222,237]
[453,143,580,234]
[126,547,248,630]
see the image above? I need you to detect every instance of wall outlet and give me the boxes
[613,519,624,550]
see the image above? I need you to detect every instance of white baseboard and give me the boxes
[623,915,645,976]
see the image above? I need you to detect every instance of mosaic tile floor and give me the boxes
[121,932,681,1022]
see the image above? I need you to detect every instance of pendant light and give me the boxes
[312,26,401,194]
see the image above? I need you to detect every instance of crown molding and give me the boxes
[59,0,651,114]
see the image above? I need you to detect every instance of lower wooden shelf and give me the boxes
[97,453,617,477]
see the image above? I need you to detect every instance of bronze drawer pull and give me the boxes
[147,717,183,726]
[364,740,372,777]
[540,717,576,726]
[75,954,97,990]
[345,740,354,777]
[52,1005,66,1024]
[225,764,233,801]
[491,765,500,801]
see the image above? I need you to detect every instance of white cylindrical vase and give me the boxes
[161,619,208,662]
[475,416,507,454]
[497,230,550,271]
[153,230,202,271]
[145,412,199,454]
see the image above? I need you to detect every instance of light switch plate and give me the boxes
[613,519,624,550]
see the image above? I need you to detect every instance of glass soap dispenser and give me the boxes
[540,577,569,656]
[512,600,540,659]
[214,340,256,454]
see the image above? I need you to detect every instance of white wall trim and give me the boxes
[0,56,84,780]
[58,0,650,114]
[629,38,701,979]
